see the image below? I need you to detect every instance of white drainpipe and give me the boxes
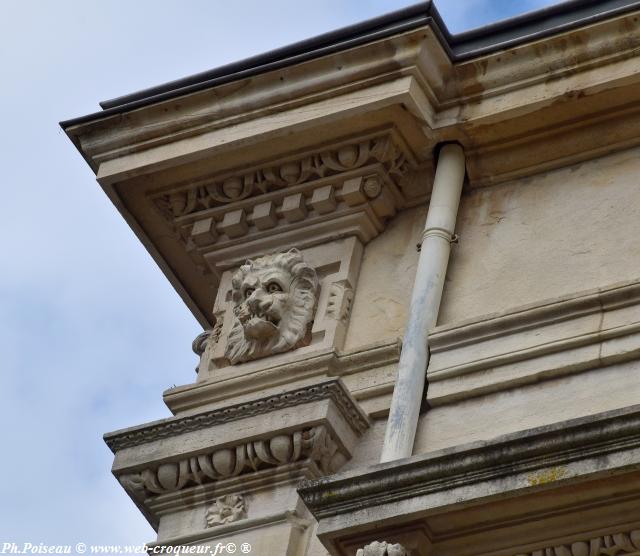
[380,143,466,463]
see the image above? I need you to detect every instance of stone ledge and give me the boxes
[105,378,369,452]
[299,405,640,554]
[300,404,640,517]
[164,339,401,415]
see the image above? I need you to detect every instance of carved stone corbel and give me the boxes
[118,424,344,501]
[108,378,369,533]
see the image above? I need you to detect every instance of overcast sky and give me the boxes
[0,0,558,547]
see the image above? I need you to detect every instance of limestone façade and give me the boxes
[63,1,640,554]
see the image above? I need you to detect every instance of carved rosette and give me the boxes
[205,494,246,527]
[118,425,343,500]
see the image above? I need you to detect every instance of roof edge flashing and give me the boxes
[59,0,640,130]
[451,0,640,59]
[99,1,434,110]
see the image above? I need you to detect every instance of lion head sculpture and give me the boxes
[225,249,319,364]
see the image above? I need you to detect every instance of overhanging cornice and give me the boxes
[299,405,640,518]
[60,0,640,129]
[298,405,640,555]
[59,1,640,328]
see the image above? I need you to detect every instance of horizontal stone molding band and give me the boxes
[105,379,369,452]
[299,404,640,519]
[152,133,411,221]
[427,278,640,405]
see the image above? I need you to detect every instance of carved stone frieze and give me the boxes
[224,249,318,364]
[356,541,408,556]
[153,135,409,220]
[118,425,344,500]
[147,132,416,285]
[515,530,640,556]
[205,494,246,527]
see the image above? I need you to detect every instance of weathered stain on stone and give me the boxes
[454,59,488,98]
[527,466,568,486]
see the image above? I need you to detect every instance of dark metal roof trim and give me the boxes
[451,0,640,58]
[60,0,640,129]
[100,1,437,110]
[60,1,437,129]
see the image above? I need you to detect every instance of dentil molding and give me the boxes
[149,130,418,281]
[515,529,640,556]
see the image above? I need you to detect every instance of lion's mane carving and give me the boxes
[225,249,319,364]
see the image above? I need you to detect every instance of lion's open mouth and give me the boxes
[243,315,280,340]
[255,312,279,325]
